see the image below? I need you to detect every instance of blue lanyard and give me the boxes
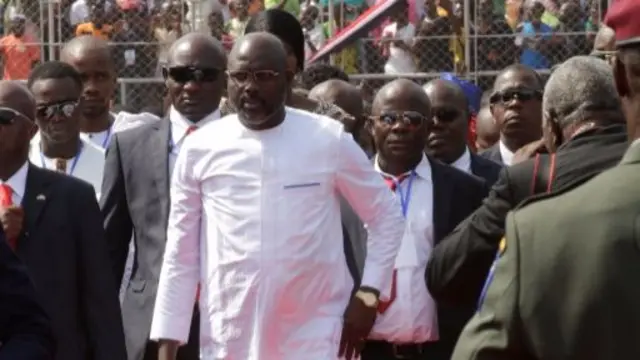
[101,124,112,148]
[40,142,84,175]
[395,171,416,218]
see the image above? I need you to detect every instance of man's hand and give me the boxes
[338,288,379,360]
[157,340,179,360]
[512,138,547,165]
[0,206,23,240]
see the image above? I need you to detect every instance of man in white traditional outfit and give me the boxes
[150,33,406,360]
[26,61,105,197]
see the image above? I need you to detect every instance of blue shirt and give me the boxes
[519,21,553,70]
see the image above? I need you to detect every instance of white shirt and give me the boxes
[0,161,28,205]
[383,22,418,75]
[150,108,405,359]
[499,141,514,166]
[169,106,221,175]
[368,155,439,343]
[451,147,472,174]
[29,134,106,198]
[80,113,117,150]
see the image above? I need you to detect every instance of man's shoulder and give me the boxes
[113,117,164,144]
[432,157,485,189]
[29,164,94,195]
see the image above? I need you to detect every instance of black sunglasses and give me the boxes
[227,70,280,84]
[0,107,31,125]
[163,66,222,83]
[372,111,426,129]
[490,88,542,105]
[432,107,462,123]
[36,100,79,120]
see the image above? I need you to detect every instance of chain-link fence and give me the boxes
[0,0,612,112]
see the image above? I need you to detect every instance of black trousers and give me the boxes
[361,340,451,360]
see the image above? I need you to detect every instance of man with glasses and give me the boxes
[427,56,628,307]
[101,32,226,360]
[26,61,106,198]
[423,79,502,186]
[150,32,406,360]
[0,80,126,360]
[353,79,486,360]
[479,64,544,166]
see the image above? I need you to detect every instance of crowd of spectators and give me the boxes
[0,0,610,111]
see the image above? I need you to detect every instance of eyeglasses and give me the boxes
[490,88,542,105]
[163,66,222,83]
[371,111,426,129]
[0,107,32,125]
[227,70,280,84]
[432,107,462,123]
[36,100,79,120]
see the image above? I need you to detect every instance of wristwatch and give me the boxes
[355,288,380,308]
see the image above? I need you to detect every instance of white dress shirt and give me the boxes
[0,161,28,205]
[169,106,221,175]
[150,108,405,359]
[499,141,514,166]
[29,133,105,198]
[451,147,472,174]
[80,113,117,150]
[368,154,439,343]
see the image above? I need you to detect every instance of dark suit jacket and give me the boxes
[16,164,126,360]
[0,228,54,360]
[479,143,503,164]
[470,153,502,187]
[453,143,640,360]
[427,124,628,306]
[101,119,199,360]
[344,157,488,358]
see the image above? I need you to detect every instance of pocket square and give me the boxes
[36,194,46,201]
[283,182,321,189]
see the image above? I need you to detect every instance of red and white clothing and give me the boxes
[150,107,405,359]
[368,154,439,344]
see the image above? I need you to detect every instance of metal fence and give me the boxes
[0,0,611,111]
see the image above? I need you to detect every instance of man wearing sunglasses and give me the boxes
[26,61,106,198]
[0,81,126,360]
[61,36,117,150]
[355,79,487,360]
[423,79,502,187]
[428,56,628,308]
[101,33,226,360]
[480,64,544,166]
[150,33,406,360]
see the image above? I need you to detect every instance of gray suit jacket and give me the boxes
[20,164,125,360]
[101,119,199,360]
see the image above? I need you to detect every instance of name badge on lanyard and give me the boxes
[394,171,419,268]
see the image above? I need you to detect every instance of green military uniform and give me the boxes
[451,143,640,360]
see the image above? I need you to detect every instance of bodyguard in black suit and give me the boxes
[427,56,629,307]
[345,79,487,360]
[101,34,226,360]
[0,228,54,360]
[423,79,502,186]
[0,82,126,360]
[478,64,544,166]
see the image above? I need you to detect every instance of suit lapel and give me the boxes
[150,118,171,215]
[21,164,54,236]
[429,158,452,243]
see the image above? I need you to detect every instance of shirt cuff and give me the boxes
[360,266,393,302]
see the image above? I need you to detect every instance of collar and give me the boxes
[450,147,472,173]
[374,153,432,182]
[169,106,221,146]
[1,161,28,199]
[499,141,514,166]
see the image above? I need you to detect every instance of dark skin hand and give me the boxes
[0,206,23,240]
[339,287,379,360]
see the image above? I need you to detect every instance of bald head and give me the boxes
[0,81,35,120]
[423,79,468,111]
[374,79,430,113]
[229,32,288,72]
[61,35,111,64]
[593,25,616,53]
[168,32,227,66]
[309,79,363,119]
[494,64,543,91]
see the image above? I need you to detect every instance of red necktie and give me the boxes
[377,173,409,314]
[186,125,198,136]
[0,184,16,250]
